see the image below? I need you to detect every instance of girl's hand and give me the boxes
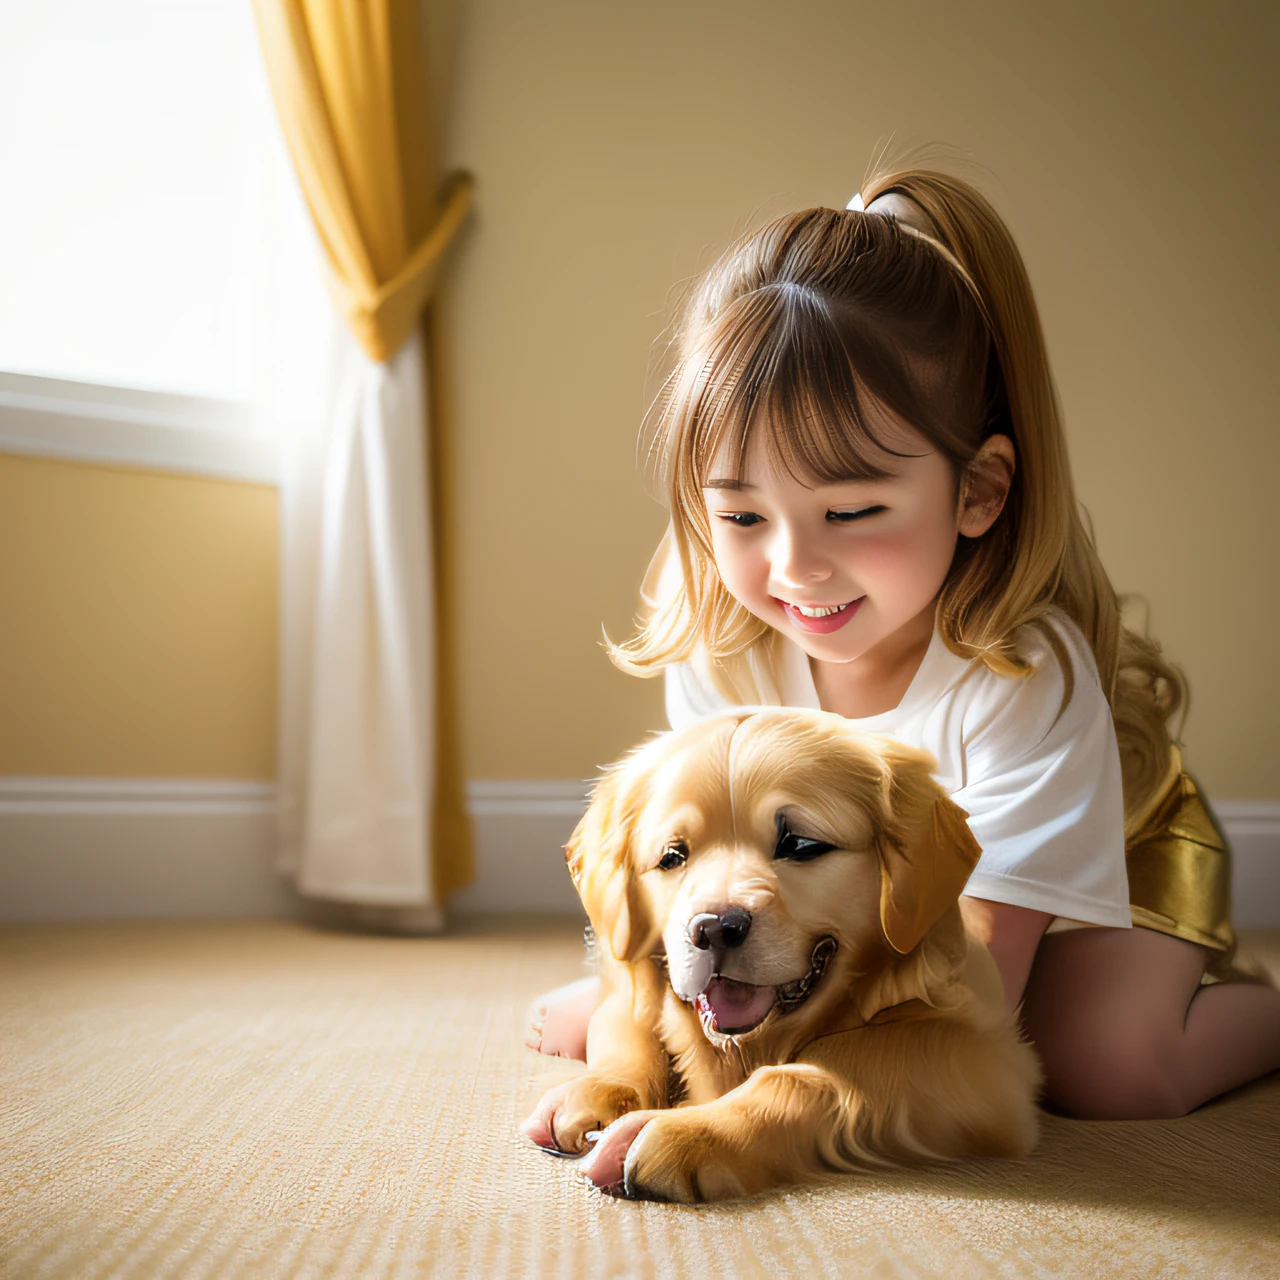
[577,1110,660,1194]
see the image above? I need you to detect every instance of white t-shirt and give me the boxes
[664,611,1132,928]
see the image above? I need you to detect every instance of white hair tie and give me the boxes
[844,191,983,300]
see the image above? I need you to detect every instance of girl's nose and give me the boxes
[770,526,833,588]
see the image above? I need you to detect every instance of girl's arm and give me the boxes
[960,896,1052,1010]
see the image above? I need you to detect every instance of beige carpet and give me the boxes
[1,917,1277,1279]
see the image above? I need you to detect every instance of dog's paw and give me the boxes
[522,1074,646,1156]
[585,1111,748,1204]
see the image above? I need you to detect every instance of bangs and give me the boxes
[641,205,996,587]
[679,280,969,492]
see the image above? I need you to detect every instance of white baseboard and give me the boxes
[447,780,588,916]
[0,777,588,925]
[1206,801,1280,931]
[0,779,298,923]
[2,778,1278,930]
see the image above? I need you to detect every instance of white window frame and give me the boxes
[0,370,276,485]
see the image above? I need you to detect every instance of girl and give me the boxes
[525,167,1280,1120]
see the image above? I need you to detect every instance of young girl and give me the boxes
[525,167,1280,1120]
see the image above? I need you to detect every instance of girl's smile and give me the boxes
[774,596,865,633]
[702,411,964,674]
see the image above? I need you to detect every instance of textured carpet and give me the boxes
[1,918,1277,1279]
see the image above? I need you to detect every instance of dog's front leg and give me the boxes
[524,963,670,1156]
[582,1062,849,1202]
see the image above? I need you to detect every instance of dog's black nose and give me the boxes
[690,907,752,950]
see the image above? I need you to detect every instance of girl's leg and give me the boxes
[523,975,601,1060]
[1021,927,1280,1120]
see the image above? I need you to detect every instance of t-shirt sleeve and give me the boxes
[954,619,1132,928]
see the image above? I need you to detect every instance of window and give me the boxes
[0,0,330,481]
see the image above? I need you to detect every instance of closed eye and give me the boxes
[656,840,689,871]
[713,507,885,529]
[773,814,837,862]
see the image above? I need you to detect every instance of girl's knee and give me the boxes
[1038,1028,1190,1120]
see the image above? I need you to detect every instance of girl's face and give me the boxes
[702,414,963,670]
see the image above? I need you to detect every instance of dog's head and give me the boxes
[565,709,981,1044]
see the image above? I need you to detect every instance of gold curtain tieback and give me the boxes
[338,171,474,363]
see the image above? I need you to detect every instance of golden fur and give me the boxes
[558,708,1042,1202]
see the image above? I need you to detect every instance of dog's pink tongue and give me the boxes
[702,976,775,1032]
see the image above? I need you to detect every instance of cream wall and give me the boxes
[0,455,276,777]
[1,0,1276,799]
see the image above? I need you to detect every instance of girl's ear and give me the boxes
[957,433,1015,538]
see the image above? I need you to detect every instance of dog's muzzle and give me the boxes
[652,934,838,1042]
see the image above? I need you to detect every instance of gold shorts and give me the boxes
[1126,748,1234,953]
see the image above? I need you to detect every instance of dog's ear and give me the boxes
[565,764,651,964]
[874,741,982,955]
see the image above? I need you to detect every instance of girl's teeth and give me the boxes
[793,602,850,618]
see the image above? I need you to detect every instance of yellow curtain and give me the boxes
[253,0,474,901]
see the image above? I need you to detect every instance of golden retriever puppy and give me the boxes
[524,707,1042,1202]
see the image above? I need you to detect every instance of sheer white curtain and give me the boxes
[274,325,443,929]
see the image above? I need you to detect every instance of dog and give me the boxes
[525,707,1042,1202]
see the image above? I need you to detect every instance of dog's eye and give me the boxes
[774,815,836,862]
[656,841,688,871]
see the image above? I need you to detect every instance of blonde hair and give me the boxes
[610,166,1185,825]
